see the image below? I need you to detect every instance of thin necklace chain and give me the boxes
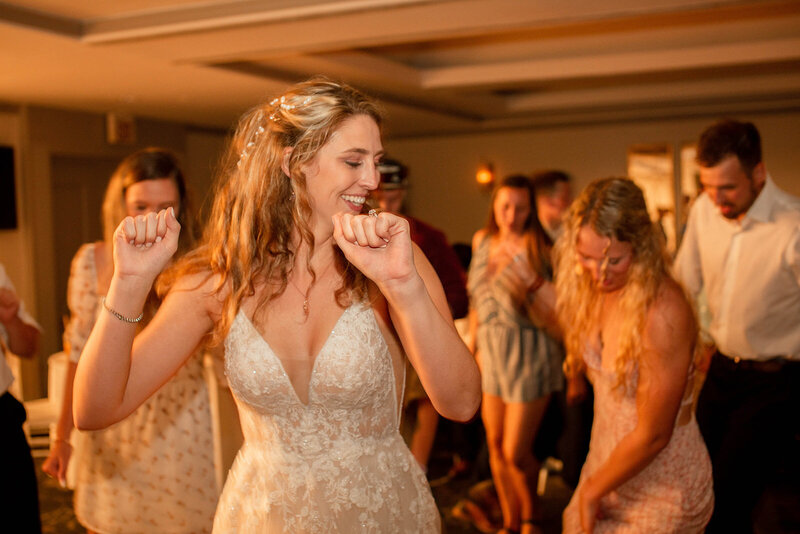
[288,258,335,317]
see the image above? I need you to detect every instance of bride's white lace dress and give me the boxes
[213,300,441,533]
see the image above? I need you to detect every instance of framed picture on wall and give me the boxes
[627,143,676,254]
[0,145,17,229]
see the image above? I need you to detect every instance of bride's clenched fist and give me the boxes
[113,207,181,283]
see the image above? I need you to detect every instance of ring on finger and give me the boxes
[368,208,381,218]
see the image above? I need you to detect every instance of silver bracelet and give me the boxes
[101,296,143,324]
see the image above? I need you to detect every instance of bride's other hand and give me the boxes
[332,211,416,288]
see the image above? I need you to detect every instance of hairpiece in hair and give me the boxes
[237,124,265,169]
[268,95,312,122]
[237,94,313,169]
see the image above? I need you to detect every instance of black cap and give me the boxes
[377,159,408,190]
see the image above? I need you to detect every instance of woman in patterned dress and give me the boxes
[556,177,713,533]
[43,148,218,533]
[467,174,563,534]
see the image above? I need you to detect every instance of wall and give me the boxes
[0,111,28,303]
[0,108,41,396]
[385,111,800,245]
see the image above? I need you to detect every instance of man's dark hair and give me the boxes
[531,170,570,196]
[696,119,762,174]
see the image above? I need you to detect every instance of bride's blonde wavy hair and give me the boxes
[554,177,669,391]
[160,78,381,344]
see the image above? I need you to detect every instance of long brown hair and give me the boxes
[164,77,383,344]
[102,147,196,255]
[102,147,197,322]
[484,174,553,278]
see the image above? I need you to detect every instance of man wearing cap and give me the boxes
[372,158,469,471]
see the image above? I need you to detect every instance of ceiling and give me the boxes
[1,0,799,138]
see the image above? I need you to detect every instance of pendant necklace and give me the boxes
[288,259,334,317]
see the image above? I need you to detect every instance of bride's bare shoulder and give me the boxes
[169,270,230,318]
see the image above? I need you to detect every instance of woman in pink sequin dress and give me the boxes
[555,178,713,533]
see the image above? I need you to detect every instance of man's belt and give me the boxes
[714,350,799,373]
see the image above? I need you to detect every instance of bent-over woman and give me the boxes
[557,177,713,533]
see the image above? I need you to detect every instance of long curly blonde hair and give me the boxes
[162,78,382,344]
[554,177,669,390]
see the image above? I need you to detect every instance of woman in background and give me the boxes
[43,148,217,533]
[556,177,712,533]
[468,174,563,534]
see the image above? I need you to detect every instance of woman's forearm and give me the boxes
[381,273,480,422]
[72,276,151,430]
[526,280,561,339]
[54,361,78,440]
[2,314,39,357]
[583,424,672,502]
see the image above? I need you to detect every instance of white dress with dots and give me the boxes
[66,243,218,534]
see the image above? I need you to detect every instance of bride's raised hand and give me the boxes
[332,211,415,288]
[113,207,181,284]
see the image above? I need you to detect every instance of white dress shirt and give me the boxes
[674,176,800,361]
[0,263,42,394]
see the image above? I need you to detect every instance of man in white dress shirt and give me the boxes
[674,119,800,534]
[0,262,42,533]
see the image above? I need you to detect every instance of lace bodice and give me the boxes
[215,300,440,533]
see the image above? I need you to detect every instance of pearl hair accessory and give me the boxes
[237,94,312,169]
[267,95,311,121]
[237,124,265,169]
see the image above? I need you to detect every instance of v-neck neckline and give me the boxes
[238,304,353,407]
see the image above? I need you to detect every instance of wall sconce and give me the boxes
[476,162,494,186]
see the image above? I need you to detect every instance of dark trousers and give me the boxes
[0,391,42,534]
[697,352,800,534]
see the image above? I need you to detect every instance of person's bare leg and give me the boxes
[503,395,551,534]
[483,393,519,532]
[409,398,439,470]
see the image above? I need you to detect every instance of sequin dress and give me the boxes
[562,345,714,533]
[214,300,440,533]
[66,243,218,533]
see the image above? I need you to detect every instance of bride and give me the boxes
[72,78,481,532]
